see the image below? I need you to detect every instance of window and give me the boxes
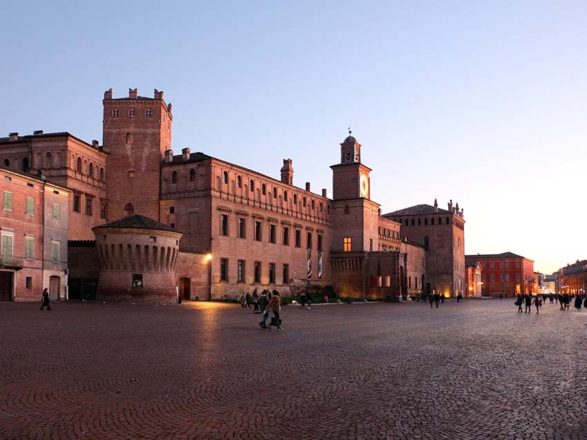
[424,236,429,249]
[284,191,288,202]
[120,204,133,218]
[26,277,32,289]
[237,260,245,283]
[303,197,307,207]
[254,221,262,241]
[269,263,275,284]
[125,133,132,144]
[411,219,415,226]
[250,180,255,191]
[237,218,246,239]
[52,203,60,220]
[418,218,421,226]
[343,237,352,252]
[129,108,135,117]
[262,183,266,195]
[77,157,82,173]
[145,109,152,117]
[3,159,9,167]
[3,191,12,211]
[254,261,261,283]
[220,258,229,282]
[100,201,107,219]
[295,229,301,248]
[269,224,276,244]
[344,205,349,215]
[25,236,34,259]
[293,194,298,204]
[283,226,289,246]
[317,234,323,252]
[273,187,277,198]
[190,169,196,181]
[223,171,229,184]
[171,171,177,184]
[431,218,435,225]
[73,194,81,212]
[100,167,105,182]
[111,109,119,117]
[25,196,34,216]
[51,241,60,262]
[85,197,93,216]
[220,214,229,236]
[311,200,315,210]
[282,264,289,285]
[446,217,450,225]
[89,163,94,178]
[424,218,428,226]
[237,175,242,188]
[1,233,14,262]
[307,232,312,249]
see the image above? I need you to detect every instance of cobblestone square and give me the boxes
[1,299,586,439]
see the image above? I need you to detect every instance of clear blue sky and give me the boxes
[2,0,586,274]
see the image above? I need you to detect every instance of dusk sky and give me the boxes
[1,0,586,274]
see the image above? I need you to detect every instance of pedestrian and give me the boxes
[563,293,570,311]
[268,291,282,329]
[533,295,542,314]
[457,292,463,303]
[299,289,307,309]
[524,293,532,313]
[583,295,587,310]
[306,290,312,309]
[574,295,582,311]
[252,289,260,313]
[40,288,51,311]
[516,294,523,313]
[259,290,269,314]
[428,292,434,308]
[433,290,440,308]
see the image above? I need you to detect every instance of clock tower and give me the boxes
[330,133,380,253]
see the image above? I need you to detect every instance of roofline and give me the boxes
[0,132,107,156]
[0,166,71,192]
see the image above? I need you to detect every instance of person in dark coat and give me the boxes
[524,294,532,313]
[40,288,51,311]
[533,295,542,314]
[428,292,434,308]
[516,294,523,313]
[433,290,440,308]
[574,295,582,311]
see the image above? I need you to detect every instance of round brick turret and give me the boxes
[92,215,182,302]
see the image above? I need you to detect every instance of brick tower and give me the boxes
[102,88,173,221]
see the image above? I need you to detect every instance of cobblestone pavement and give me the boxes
[1,299,586,439]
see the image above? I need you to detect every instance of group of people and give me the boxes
[426,290,445,308]
[515,292,587,314]
[240,289,282,330]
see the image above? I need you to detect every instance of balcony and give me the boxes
[0,256,24,270]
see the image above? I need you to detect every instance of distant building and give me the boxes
[465,252,535,296]
[465,261,482,296]
[0,167,70,301]
[557,260,587,294]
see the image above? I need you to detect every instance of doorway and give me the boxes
[0,271,13,301]
[49,276,61,300]
[179,277,191,300]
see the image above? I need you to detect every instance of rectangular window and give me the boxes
[220,258,229,282]
[237,218,246,239]
[100,201,107,219]
[25,236,34,259]
[283,226,290,246]
[129,108,135,117]
[145,109,152,117]
[269,224,276,244]
[51,241,60,262]
[254,261,261,283]
[237,260,245,283]
[1,233,14,263]
[111,109,119,117]
[3,191,13,211]
[282,264,289,285]
[169,206,175,214]
[254,221,262,241]
[26,196,34,216]
[343,237,352,252]
[85,197,93,216]
[26,277,32,289]
[307,232,312,250]
[269,263,275,284]
[73,194,81,212]
[295,229,301,248]
[317,234,323,252]
[52,203,60,220]
[220,214,229,236]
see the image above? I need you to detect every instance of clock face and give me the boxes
[360,174,369,197]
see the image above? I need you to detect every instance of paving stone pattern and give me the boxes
[1,300,586,439]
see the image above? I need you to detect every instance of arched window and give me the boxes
[171,171,177,184]
[89,163,94,178]
[77,157,82,173]
[250,180,255,191]
[46,152,52,167]
[189,169,196,182]
[124,203,134,216]
[273,187,277,198]
[100,167,105,182]
[262,183,266,195]
[237,175,242,188]
[223,171,228,184]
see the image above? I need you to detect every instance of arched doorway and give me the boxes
[49,276,61,300]
[179,277,191,300]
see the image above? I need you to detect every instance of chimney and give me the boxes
[448,199,453,211]
[164,149,174,163]
[280,159,293,185]
[182,147,191,161]
[92,140,99,148]
[129,88,138,99]
[434,198,438,212]
[8,132,18,141]
[305,182,311,192]
[33,130,44,136]
[104,88,113,99]
[154,89,164,100]
[322,188,327,197]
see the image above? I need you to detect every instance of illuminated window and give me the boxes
[343,237,352,252]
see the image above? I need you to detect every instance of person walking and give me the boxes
[299,289,307,309]
[40,288,51,311]
[524,293,532,313]
[574,294,582,311]
[533,295,542,314]
[428,292,434,308]
[433,290,440,308]
[268,291,282,329]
